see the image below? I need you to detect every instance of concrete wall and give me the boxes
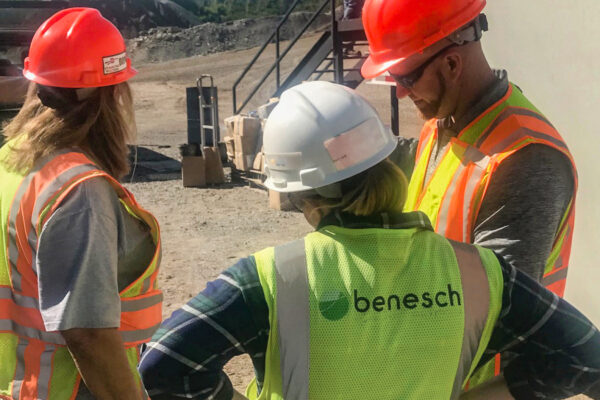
[482,1,600,324]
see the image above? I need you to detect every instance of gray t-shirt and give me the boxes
[36,177,155,332]
[392,70,575,281]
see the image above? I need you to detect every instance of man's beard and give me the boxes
[415,71,446,120]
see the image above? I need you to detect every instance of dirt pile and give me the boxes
[127,12,330,63]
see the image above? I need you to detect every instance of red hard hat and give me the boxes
[361,0,486,79]
[23,8,137,88]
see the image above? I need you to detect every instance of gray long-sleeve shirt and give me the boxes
[393,70,575,281]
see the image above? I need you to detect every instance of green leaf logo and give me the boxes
[318,291,349,321]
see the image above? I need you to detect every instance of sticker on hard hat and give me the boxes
[103,52,127,75]
[324,118,387,171]
[265,152,302,170]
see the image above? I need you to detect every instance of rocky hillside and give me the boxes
[0,0,325,39]
[127,11,330,63]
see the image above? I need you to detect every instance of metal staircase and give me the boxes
[232,0,369,115]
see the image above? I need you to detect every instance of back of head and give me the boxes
[263,81,408,216]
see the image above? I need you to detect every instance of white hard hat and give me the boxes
[263,81,397,193]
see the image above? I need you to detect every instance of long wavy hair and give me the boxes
[2,81,135,179]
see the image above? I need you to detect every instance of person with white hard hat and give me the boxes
[138,82,599,400]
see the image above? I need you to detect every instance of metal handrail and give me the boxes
[232,0,332,114]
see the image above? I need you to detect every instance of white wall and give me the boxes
[482,1,600,324]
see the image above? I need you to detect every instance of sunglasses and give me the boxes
[390,44,457,89]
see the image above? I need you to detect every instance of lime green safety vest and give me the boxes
[246,223,503,399]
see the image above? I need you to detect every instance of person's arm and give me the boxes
[37,178,144,398]
[473,145,574,281]
[474,255,600,399]
[62,328,142,400]
[139,257,269,400]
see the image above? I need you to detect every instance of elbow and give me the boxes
[138,344,178,391]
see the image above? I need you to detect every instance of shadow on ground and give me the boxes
[125,145,181,182]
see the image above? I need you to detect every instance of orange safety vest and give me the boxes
[405,83,577,296]
[404,84,577,385]
[0,149,163,399]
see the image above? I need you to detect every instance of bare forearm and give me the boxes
[62,328,142,400]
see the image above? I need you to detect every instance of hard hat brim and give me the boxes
[361,54,407,80]
[23,66,138,88]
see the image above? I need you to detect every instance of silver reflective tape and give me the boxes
[12,338,27,399]
[7,238,22,292]
[0,319,66,345]
[489,127,567,156]
[121,292,163,313]
[274,239,309,400]
[448,240,490,398]
[141,276,151,293]
[436,167,464,237]
[475,107,554,148]
[0,286,39,309]
[37,344,55,400]
[542,268,569,287]
[462,166,486,242]
[120,323,161,344]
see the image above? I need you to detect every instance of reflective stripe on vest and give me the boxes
[405,84,577,297]
[0,148,162,399]
[249,228,503,399]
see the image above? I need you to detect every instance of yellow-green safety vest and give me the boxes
[246,223,503,399]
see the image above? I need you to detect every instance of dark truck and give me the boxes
[0,1,69,146]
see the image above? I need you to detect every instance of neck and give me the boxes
[452,66,497,123]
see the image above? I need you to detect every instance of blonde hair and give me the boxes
[318,158,409,216]
[2,81,135,179]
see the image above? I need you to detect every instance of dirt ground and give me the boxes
[126,36,589,398]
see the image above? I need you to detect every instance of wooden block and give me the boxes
[269,190,295,211]
[224,115,238,138]
[203,147,225,184]
[234,151,249,171]
[235,116,261,137]
[223,136,235,159]
[181,156,206,187]
[234,133,261,162]
[252,152,263,171]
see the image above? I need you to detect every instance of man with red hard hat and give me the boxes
[361,0,580,393]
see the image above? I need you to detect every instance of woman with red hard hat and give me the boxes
[0,8,162,399]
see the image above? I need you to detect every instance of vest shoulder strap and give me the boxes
[447,240,490,397]
[273,239,309,400]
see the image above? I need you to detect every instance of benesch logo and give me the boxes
[318,285,462,320]
[354,285,462,313]
[318,291,350,321]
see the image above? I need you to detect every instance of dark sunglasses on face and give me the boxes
[390,44,458,89]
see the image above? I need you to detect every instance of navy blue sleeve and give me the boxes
[139,256,270,399]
